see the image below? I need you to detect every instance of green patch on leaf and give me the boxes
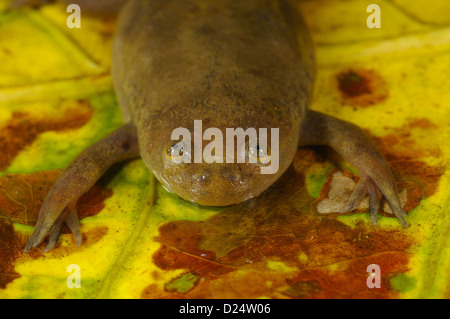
[165,273,199,294]
[390,273,417,293]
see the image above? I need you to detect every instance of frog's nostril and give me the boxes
[220,167,240,182]
[192,172,208,183]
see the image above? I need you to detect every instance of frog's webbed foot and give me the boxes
[24,124,139,253]
[299,111,408,227]
[340,174,407,227]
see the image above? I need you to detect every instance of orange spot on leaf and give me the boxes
[0,100,93,171]
[337,69,388,107]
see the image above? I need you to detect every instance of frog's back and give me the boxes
[112,0,315,140]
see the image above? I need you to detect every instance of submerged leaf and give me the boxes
[0,0,449,299]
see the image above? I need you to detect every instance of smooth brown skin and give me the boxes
[25,0,407,253]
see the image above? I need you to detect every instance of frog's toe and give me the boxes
[339,174,408,228]
[43,215,64,253]
[367,170,408,228]
[24,201,81,253]
[42,203,81,253]
[383,194,408,228]
[24,220,48,253]
[368,181,382,226]
[340,175,369,213]
[65,204,82,246]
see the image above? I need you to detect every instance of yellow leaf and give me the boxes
[1,0,449,299]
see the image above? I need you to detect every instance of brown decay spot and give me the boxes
[0,100,93,171]
[408,118,438,130]
[0,218,20,289]
[0,170,113,289]
[148,117,444,299]
[336,69,388,107]
[372,118,443,198]
[2,48,11,56]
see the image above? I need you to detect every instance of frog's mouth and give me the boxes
[153,162,276,207]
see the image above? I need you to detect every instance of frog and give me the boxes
[23,0,408,253]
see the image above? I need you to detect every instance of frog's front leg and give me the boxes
[24,123,139,252]
[299,110,408,227]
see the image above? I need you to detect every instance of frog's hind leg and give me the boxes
[298,110,408,227]
[24,123,139,252]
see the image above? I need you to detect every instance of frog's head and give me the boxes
[139,116,298,206]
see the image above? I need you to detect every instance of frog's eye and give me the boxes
[165,140,190,163]
[245,140,271,164]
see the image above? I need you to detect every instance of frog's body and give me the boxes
[25,0,407,252]
[113,0,313,206]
